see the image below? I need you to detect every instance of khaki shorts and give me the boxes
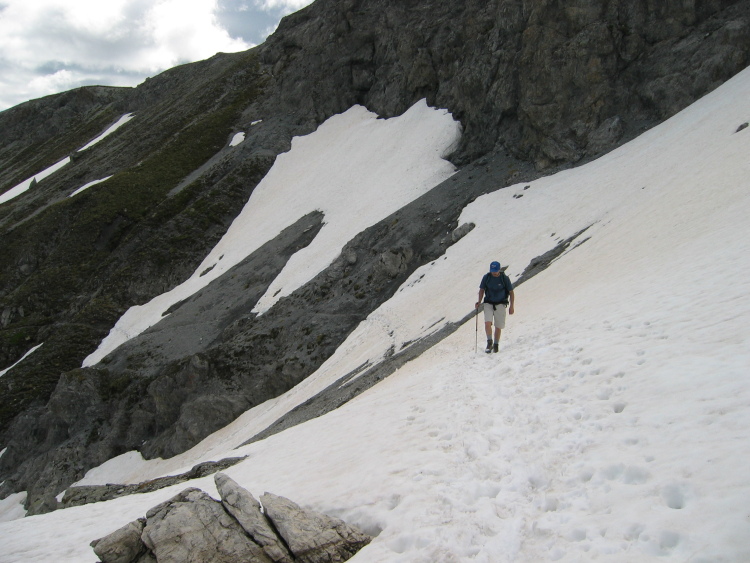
[483,303,507,328]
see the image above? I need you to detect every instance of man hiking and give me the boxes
[476,261,515,353]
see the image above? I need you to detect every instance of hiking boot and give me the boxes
[492,341,499,353]
[485,339,493,353]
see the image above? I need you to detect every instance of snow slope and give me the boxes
[82,99,460,366]
[1,67,749,562]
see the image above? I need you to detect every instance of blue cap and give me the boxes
[490,261,501,272]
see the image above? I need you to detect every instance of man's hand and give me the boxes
[509,304,515,315]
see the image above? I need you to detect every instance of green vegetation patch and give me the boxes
[0,52,267,432]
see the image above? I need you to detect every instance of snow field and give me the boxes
[0,490,26,523]
[83,99,461,366]
[1,68,749,562]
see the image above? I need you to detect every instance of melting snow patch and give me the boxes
[69,176,113,198]
[229,132,245,147]
[77,113,135,152]
[0,343,43,377]
[0,159,71,205]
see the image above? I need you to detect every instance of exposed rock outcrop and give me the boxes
[258,0,750,166]
[61,456,246,509]
[260,492,372,563]
[90,473,371,563]
[215,473,294,563]
[140,488,272,563]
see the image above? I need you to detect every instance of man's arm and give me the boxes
[476,288,485,309]
[476,274,487,309]
[508,289,515,315]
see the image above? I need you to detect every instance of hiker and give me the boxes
[475,261,515,353]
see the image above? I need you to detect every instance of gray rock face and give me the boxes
[142,488,272,563]
[89,478,370,563]
[259,0,750,166]
[215,473,294,563]
[261,492,372,563]
[91,519,147,563]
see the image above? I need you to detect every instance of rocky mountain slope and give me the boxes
[0,0,748,514]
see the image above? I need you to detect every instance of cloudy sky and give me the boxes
[0,0,315,111]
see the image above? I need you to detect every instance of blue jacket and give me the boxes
[480,272,513,304]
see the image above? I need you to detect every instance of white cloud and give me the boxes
[142,0,251,70]
[253,0,314,15]
[27,69,77,93]
[0,0,254,110]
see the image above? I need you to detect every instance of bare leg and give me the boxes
[485,321,493,339]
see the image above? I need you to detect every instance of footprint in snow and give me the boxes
[598,464,651,484]
[662,483,688,509]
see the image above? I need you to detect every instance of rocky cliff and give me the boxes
[1,0,748,513]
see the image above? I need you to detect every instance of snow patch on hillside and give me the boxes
[77,113,134,151]
[83,99,460,366]
[0,343,43,378]
[68,176,112,198]
[0,158,70,205]
[229,131,245,146]
[0,113,133,206]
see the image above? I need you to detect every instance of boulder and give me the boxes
[451,222,475,243]
[141,488,272,563]
[379,247,413,278]
[91,519,147,563]
[215,472,294,563]
[261,492,372,563]
[90,483,372,563]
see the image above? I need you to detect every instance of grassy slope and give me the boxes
[0,52,267,432]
